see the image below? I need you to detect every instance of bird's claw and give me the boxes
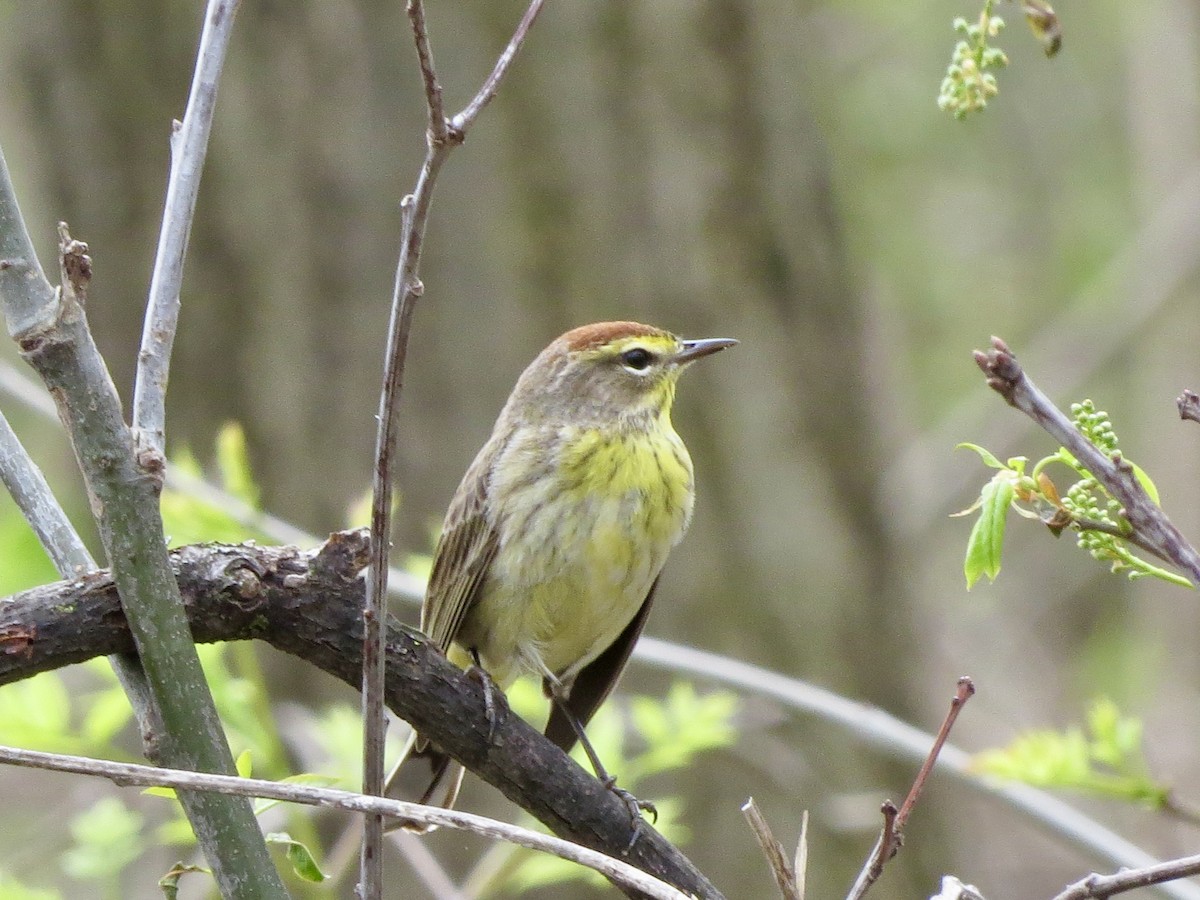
[466,662,504,741]
[601,776,657,852]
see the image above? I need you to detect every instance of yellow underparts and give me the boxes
[460,411,695,689]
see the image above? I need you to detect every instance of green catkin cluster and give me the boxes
[938,11,1009,118]
[1062,402,1135,571]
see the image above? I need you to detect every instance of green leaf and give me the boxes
[235,750,253,779]
[1129,461,1160,506]
[964,472,1015,588]
[0,493,60,595]
[215,423,260,508]
[974,700,1170,808]
[956,442,1006,469]
[80,686,135,747]
[61,797,144,882]
[0,870,61,900]
[160,424,266,546]
[0,674,74,752]
[1086,697,1144,770]
[266,833,326,883]
[157,863,209,900]
[153,817,197,847]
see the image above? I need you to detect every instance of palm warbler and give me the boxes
[390,320,735,820]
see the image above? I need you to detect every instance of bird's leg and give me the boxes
[546,685,657,850]
[467,648,503,742]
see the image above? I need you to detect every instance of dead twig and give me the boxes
[845,677,976,899]
[741,798,802,900]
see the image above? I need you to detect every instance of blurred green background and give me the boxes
[4,0,1200,897]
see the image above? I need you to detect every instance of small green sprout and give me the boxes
[938,4,1009,119]
[974,698,1169,807]
[938,0,1062,119]
[956,401,1191,589]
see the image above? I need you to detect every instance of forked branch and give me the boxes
[360,1,546,893]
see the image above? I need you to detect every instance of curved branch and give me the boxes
[1052,853,1200,900]
[0,530,722,900]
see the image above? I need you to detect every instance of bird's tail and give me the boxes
[384,729,465,833]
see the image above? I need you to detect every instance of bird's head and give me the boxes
[509,321,737,426]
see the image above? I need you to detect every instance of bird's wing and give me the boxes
[421,455,500,654]
[542,576,660,753]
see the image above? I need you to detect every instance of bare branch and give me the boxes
[9,224,283,897]
[975,337,1200,583]
[0,149,56,337]
[1052,853,1200,900]
[895,676,975,830]
[845,677,975,900]
[1,150,283,894]
[741,798,801,900]
[795,810,808,900]
[1177,389,1200,425]
[451,0,548,134]
[406,0,448,143]
[0,409,94,574]
[846,679,978,899]
[132,0,240,454]
[361,1,548,892]
[0,744,689,900]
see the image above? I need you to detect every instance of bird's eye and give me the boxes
[620,347,653,371]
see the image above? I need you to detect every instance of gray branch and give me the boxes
[0,746,688,900]
[132,0,240,454]
[0,156,284,895]
[1052,853,1200,900]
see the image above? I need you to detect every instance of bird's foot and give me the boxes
[466,661,504,742]
[601,775,657,852]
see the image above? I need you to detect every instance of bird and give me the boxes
[388,320,736,825]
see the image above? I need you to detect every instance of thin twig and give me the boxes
[0,410,94,574]
[406,0,448,143]
[795,810,808,900]
[844,680,977,898]
[360,2,546,895]
[845,677,975,900]
[1052,853,1200,900]
[741,798,801,900]
[896,676,975,830]
[0,744,689,900]
[846,802,899,900]
[451,0,548,134]
[975,337,1200,584]
[132,0,240,454]
[1177,390,1200,425]
[1069,516,1169,563]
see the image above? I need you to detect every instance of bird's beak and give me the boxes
[674,336,738,365]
